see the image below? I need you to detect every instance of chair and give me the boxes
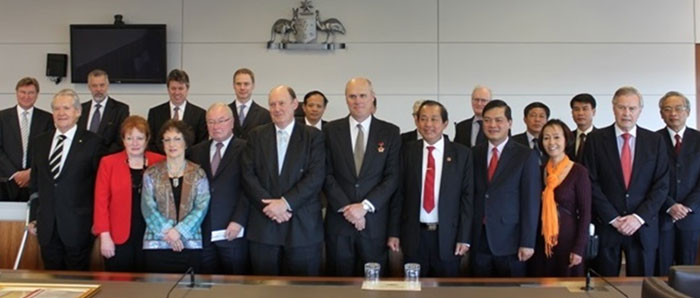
[668,265,700,297]
[642,277,691,298]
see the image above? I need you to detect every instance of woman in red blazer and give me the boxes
[93,115,165,272]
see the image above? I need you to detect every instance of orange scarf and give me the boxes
[541,155,573,257]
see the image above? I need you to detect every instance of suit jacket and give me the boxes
[656,127,700,231]
[147,101,208,153]
[583,125,668,250]
[0,106,53,199]
[472,139,541,256]
[512,132,546,164]
[31,127,103,247]
[77,97,129,154]
[93,150,165,244]
[565,127,597,163]
[230,101,271,140]
[400,129,420,145]
[454,116,486,147]
[242,122,325,247]
[190,137,250,246]
[323,116,401,240]
[390,138,473,261]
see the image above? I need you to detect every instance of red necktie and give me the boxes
[423,146,436,213]
[488,147,498,182]
[621,133,632,189]
[674,133,682,155]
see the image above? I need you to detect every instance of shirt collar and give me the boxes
[275,120,295,136]
[423,136,445,153]
[526,131,538,144]
[212,134,233,149]
[615,124,637,138]
[577,126,594,135]
[16,105,34,116]
[488,137,509,153]
[92,96,109,107]
[169,100,187,111]
[236,99,252,108]
[54,124,78,140]
[667,126,686,138]
[305,117,322,130]
[349,115,372,130]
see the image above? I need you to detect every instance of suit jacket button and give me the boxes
[485,194,489,199]
[677,179,681,184]
[355,184,359,188]
[625,194,629,198]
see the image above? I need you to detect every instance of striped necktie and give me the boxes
[49,135,67,179]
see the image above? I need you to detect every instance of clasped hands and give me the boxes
[262,198,292,224]
[668,203,691,222]
[342,203,367,231]
[611,215,642,236]
[164,228,184,252]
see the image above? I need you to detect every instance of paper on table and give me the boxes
[211,227,245,242]
[361,281,421,291]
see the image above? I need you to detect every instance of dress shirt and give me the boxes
[169,100,187,119]
[420,137,444,223]
[49,125,78,176]
[349,115,371,154]
[209,135,233,162]
[575,126,594,153]
[275,121,295,211]
[470,116,482,146]
[234,99,252,118]
[487,137,509,168]
[87,97,109,128]
[667,126,686,147]
[13,105,33,172]
[305,117,322,131]
[526,131,538,149]
[613,124,644,225]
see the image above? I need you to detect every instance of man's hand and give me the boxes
[100,232,116,258]
[518,247,534,261]
[669,204,690,222]
[387,237,400,252]
[225,222,243,241]
[569,252,582,268]
[455,243,469,256]
[27,221,37,236]
[13,169,31,188]
[262,199,292,223]
[353,216,366,231]
[616,215,642,236]
[342,203,367,223]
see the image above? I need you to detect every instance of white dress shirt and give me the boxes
[49,125,78,176]
[575,126,594,153]
[169,101,187,119]
[87,96,109,128]
[420,137,444,223]
[305,117,322,131]
[209,135,232,161]
[487,137,509,168]
[349,115,371,154]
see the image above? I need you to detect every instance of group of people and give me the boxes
[0,67,697,279]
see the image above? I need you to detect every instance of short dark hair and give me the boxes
[524,102,550,118]
[417,100,448,122]
[167,69,190,88]
[233,68,255,83]
[482,99,512,121]
[537,119,574,155]
[159,119,195,148]
[570,93,597,109]
[303,90,328,106]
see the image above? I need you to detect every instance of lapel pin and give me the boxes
[377,141,385,153]
[446,156,452,162]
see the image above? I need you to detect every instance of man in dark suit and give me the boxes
[566,93,597,162]
[242,85,325,276]
[511,102,549,164]
[583,86,669,276]
[400,99,425,145]
[147,69,207,153]
[297,90,328,130]
[654,91,700,275]
[29,89,103,270]
[454,86,491,147]
[229,68,271,139]
[470,99,541,277]
[77,69,129,154]
[388,100,473,277]
[0,77,52,202]
[191,102,249,275]
[324,77,401,276]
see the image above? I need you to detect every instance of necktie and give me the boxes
[238,104,246,126]
[674,133,682,155]
[277,130,288,174]
[20,110,29,168]
[89,103,102,133]
[488,147,499,182]
[173,106,180,121]
[49,135,67,180]
[423,146,436,213]
[354,124,365,176]
[621,133,632,189]
[211,142,223,175]
[576,133,586,161]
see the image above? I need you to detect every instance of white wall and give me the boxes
[0,0,696,137]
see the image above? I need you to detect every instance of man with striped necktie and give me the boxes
[29,89,104,270]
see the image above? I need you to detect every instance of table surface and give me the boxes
[0,270,644,298]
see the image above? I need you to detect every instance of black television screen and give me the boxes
[70,24,167,83]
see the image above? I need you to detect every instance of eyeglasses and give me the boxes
[661,106,688,113]
[162,137,183,144]
[207,117,231,125]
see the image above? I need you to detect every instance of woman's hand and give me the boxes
[569,253,583,268]
[165,228,184,252]
[100,232,116,258]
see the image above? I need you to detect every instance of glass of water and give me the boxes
[364,262,380,282]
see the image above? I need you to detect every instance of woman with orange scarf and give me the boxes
[531,119,591,277]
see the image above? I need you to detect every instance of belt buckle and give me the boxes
[426,223,438,231]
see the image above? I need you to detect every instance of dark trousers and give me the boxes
[595,230,655,276]
[0,183,30,202]
[104,236,145,272]
[248,241,322,276]
[200,238,249,275]
[471,225,526,277]
[403,227,460,277]
[657,227,700,276]
[144,249,202,274]
[40,225,93,271]
[325,233,388,277]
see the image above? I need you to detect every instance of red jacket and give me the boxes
[93,150,165,244]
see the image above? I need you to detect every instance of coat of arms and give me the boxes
[267,0,346,50]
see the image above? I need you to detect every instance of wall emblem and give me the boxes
[267,0,346,50]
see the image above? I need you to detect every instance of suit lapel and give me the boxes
[59,128,85,179]
[200,140,214,176]
[215,138,238,178]
[359,118,381,176]
[490,140,516,184]
[8,107,22,146]
[602,126,627,189]
[182,101,195,123]
[438,140,455,209]
[244,102,259,130]
[336,117,356,176]
[97,98,115,133]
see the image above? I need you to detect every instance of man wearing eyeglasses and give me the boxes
[655,91,700,275]
[454,85,492,147]
[190,103,249,274]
